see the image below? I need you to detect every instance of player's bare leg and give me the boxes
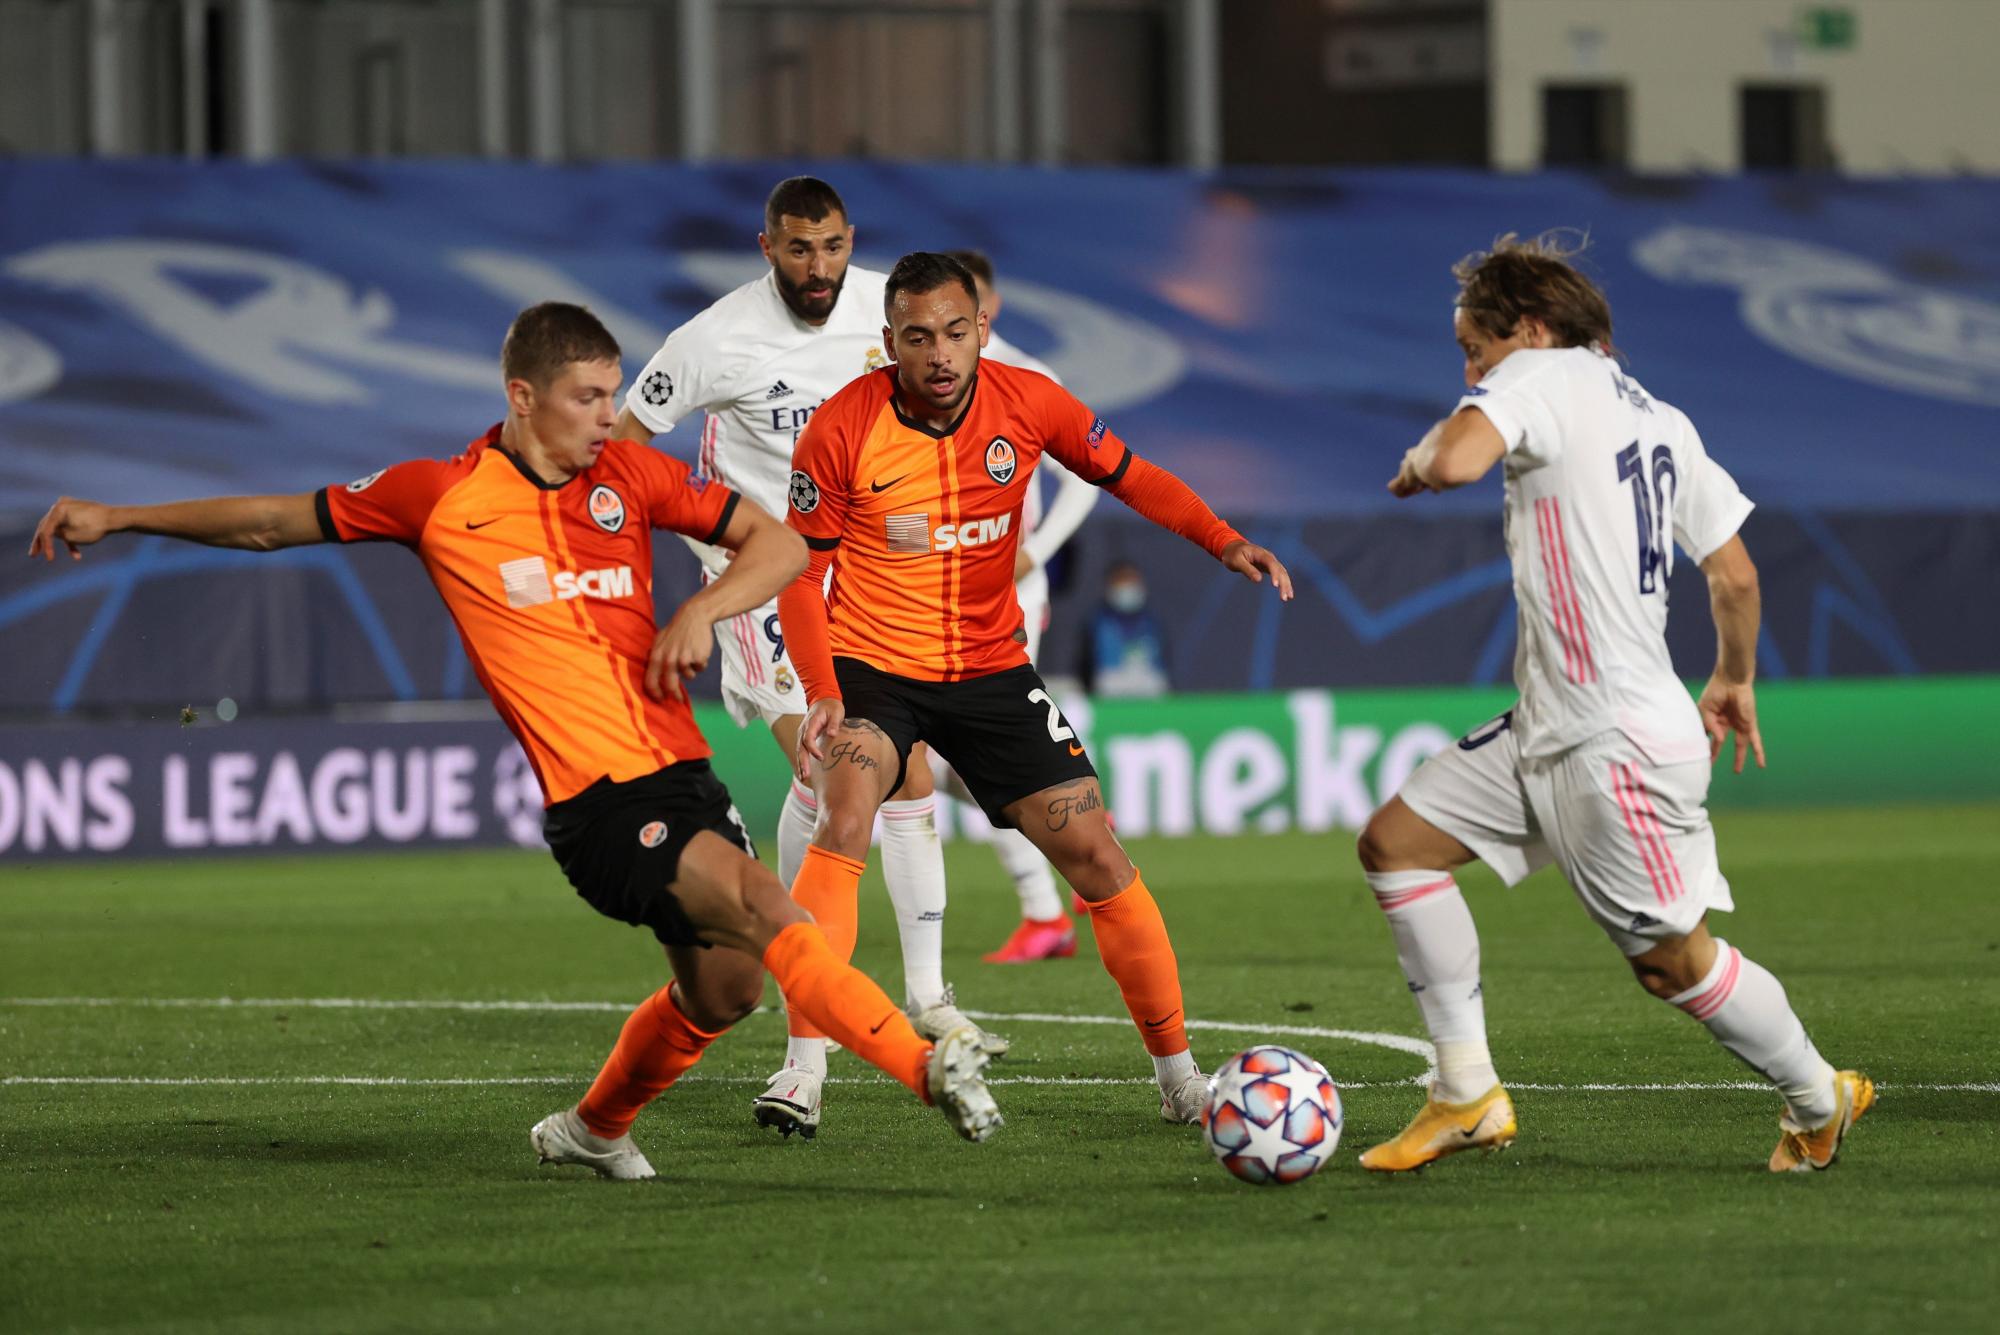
[1354,796,1517,1172]
[1629,920,1868,1173]
[1005,778,1205,1122]
[936,761,1075,964]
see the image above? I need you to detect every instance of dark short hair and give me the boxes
[1453,231,1616,356]
[944,249,995,287]
[764,176,848,234]
[883,251,979,318]
[501,302,621,387]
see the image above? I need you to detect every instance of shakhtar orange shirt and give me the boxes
[783,362,1135,682]
[316,426,739,805]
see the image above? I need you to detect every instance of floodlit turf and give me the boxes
[3,804,1997,1334]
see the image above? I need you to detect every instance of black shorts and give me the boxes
[833,657,1097,828]
[541,760,756,948]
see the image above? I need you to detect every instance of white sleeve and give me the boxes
[1023,452,1098,569]
[624,320,726,436]
[1670,416,1755,562]
[1455,354,1565,468]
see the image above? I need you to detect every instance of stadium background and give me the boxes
[4,0,1998,859]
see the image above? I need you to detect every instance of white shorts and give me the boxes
[704,575,805,728]
[1397,711,1733,956]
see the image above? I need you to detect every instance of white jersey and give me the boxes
[1459,347,1753,766]
[625,265,897,573]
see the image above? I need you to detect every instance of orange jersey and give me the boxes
[317,427,740,805]
[784,362,1133,681]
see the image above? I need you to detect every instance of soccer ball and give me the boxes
[1200,1045,1343,1186]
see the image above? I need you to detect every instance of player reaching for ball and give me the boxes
[1357,234,1870,1174]
[778,251,1294,1124]
[27,301,1003,1176]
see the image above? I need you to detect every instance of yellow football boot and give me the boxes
[1360,1084,1517,1173]
[1769,1070,1875,1173]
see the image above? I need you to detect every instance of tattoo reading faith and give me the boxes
[827,740,880,773]
[1045,784,1103,832]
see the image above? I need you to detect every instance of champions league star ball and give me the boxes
[1200,1046,1342,1186]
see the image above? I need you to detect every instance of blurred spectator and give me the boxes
[1079,560,1169,697]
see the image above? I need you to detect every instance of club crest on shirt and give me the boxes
[985,437,1018,484]
[863,346,890,372]
[637,820,668,849]
[788,470,821,514]
[346,469,386,493]
[588,484,626,533]
[640,371,673,407]
[776,665,795,694]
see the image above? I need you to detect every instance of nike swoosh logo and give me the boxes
[1142,1013,1179,1030]
[870,475,910,493]
[1067,743,1084,756]
[465,518,501,530]
[869,1013,894,1035]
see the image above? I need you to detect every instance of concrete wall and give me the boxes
[1491,0,2000,173]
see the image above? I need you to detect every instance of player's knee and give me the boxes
[1627,940,1705,999]
[1066,839,1134,901]
[1356,815,1398,873]
[738,869,808,944]
[811,802,875,859]
[680,973,762,1030]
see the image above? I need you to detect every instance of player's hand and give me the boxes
[1014,548,1035,583]
[1697,674,1766,774]
[28,497,114,561]
[1220,539,1294,601]
[644,609,714,703]
[1387,449,1428,498]
[794,697,846,784]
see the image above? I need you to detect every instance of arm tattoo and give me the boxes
[1044,782,1103,832]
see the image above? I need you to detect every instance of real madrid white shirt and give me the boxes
[1458,347,1754,766]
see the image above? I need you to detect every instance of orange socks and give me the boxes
[763,921,931,1099]
[785,845,865,1040]
[1082,872,1190,1057]
[576,984,726,1139]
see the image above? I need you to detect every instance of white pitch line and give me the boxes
[4,1075,1995,1092]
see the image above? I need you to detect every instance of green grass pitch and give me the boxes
[4,804,1997,1334]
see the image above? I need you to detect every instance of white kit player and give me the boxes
[613,177,1007,1138]
[941,249,1101,965]
[1356,234,1871,1174]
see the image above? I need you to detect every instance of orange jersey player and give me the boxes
[27,301,1002,1175]
[777,252,1295,1123]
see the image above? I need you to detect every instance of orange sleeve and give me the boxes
[777,545,840,704]
[628,443,740,543]
[1032,379,1244,560]
[316,458,457,546]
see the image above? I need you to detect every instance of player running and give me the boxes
[612,178,1015,1138]
[1358,234,1871,1174]
[26,302,1003,1175]
[940,249,1100,965]
[779,252,1293,1126]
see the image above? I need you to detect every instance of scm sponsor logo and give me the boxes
[933,514,1012,552]
[554,565,635,600]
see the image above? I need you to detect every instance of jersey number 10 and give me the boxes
[1616,442,1678,596]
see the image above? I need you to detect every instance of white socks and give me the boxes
[993,827,1064,920]
[879,796,948,1010]
[777,779,817,893]
[1153,1047,1196,1090]
[1366,869,1497,1104]
[1666,939,1837,1126]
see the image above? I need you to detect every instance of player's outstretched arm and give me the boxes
[1389,408,1505,496]
[1101,454,1292,601]
[28,493,325,562]
[612,406,657,447]
[645,500,806,702]
[1696,535,1765,774]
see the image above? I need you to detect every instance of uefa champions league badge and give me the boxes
[587,485,626,533]
[788,470,821,514]
[1633,225,2000,406]
[640,370,673,407]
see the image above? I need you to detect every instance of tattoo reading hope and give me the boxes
[827,740,879,772]
[1045,785,1102,831]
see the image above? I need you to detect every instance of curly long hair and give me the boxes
[1453,230,1616,357]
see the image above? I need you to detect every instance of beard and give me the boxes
[775,265,845,323]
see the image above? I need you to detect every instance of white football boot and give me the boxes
[1159,1068,1211,1125]
[530,1108,655,1181]
[752,1066,824,1140]
[927,1025,1003,1143]
[907,983,1010,1059]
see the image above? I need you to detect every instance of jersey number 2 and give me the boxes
[1616,442,1678,596]
[1027,688,1076,743]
